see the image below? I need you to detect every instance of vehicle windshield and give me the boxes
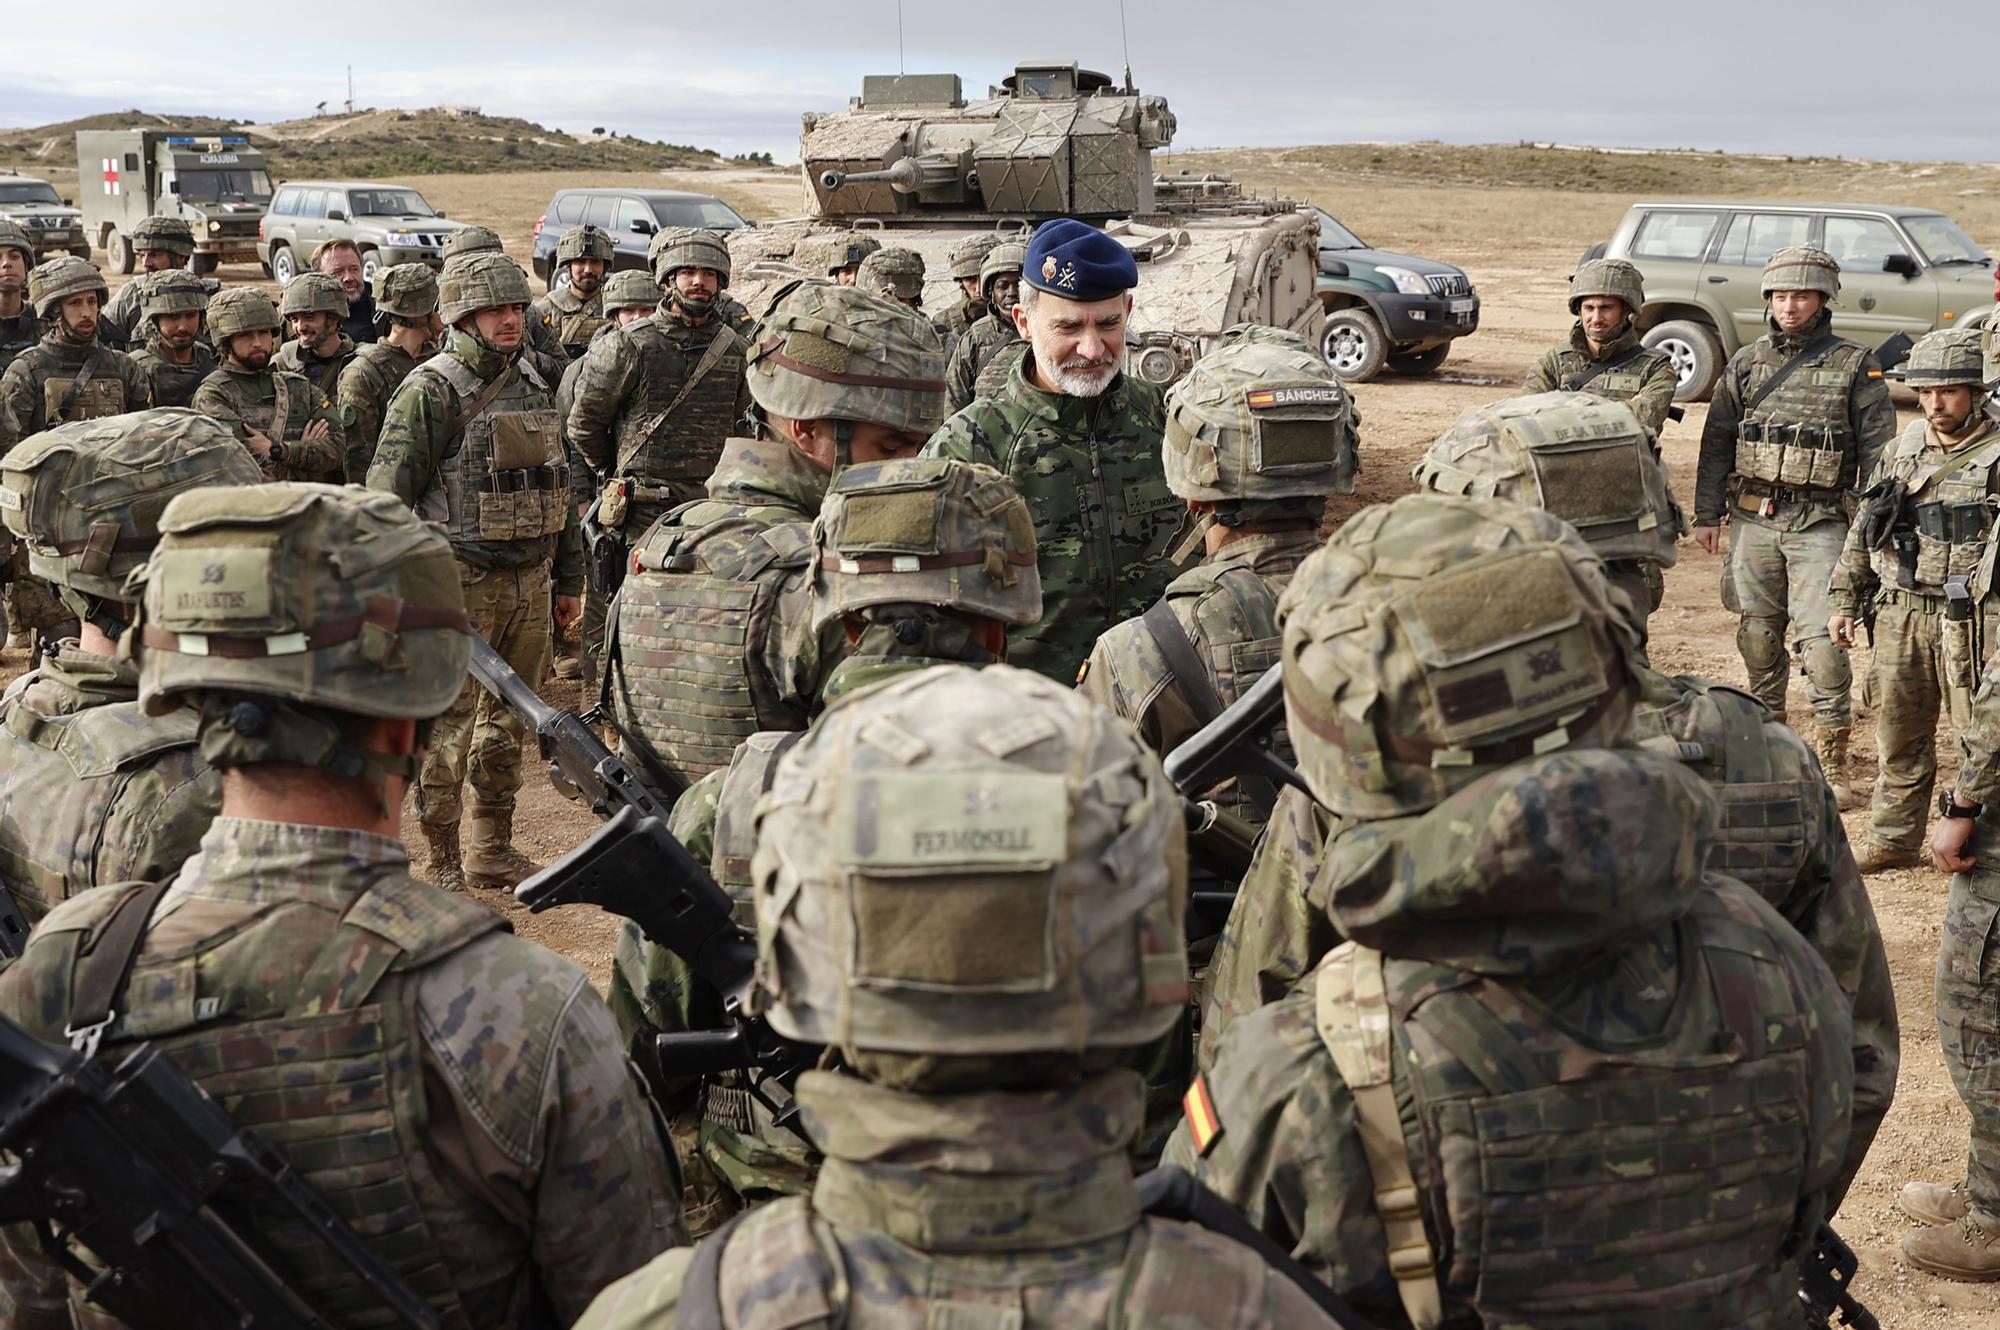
[649,197,749,230]
[348,188,437,217]
[1313,207,1365,250]
[1903,215,1990,266]
[175,169,273,202]
[0,181,63,206]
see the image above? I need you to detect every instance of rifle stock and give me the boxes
[1799,1223,1879,1330]
[1162,667,1308,806]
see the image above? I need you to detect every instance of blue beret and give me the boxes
[1022,218,1138,302]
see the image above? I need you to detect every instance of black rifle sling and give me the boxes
[53,346,105,422]
[65,879,173,1050]
[1742,331,1843,416]
[1561,342,1646,393]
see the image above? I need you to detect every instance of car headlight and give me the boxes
[1375,265,1429,296]
[1136,345,1180,385]
[207,220,221,234]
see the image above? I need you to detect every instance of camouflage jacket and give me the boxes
[128,338,217,410]
[275,332,359,397]
[100,270,219,350]
[366,328,585,592]
[190,360,345,483]
[574,1070,1345,1330]
[1521,322,1679,437]
[336,338,425,482]
[0,815,687,1330]
[1079,527,1317,824]
[938,292,987,339]
[925,355,1175,684]
[1694,311,1896,529]
[0,333,150,449]
[534,284,609,358]
[1829,412,2000,613]
[1167,749,1855,1327]
[712,293,758,339]
[0,642,218,926]
[565,305,750,506]
[0,303,41,377]
[944,311,1023,412]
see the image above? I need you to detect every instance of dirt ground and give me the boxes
[17,151,2000,1325]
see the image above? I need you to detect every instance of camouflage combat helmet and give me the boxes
[856,247,926,303]
[140,269,209,324]
[1761,245,1840,299]
[131,215,196,258]
[0,220,33,266]
[1278,492,1641,820]
[949,234,999,281]
[1162,324,1358,509]
[279,270,350,319]
[1900,324,1988,388]
[812,457,1041,629]
[648,226,731,286]
[1567,258,1644,316]
[27,256,108,320]
[1,410,264,619]
[602,268,662,312]
[205,286,282,339]
[747,281,948,434]
[555,223,615,266]
[980,241,1028,300]
[438,253,533,325]
[1986,319,2000,390]
[750,663,1186,1057]
[371,262,439,320]
[440,225,503,262]
[137,483,472,722]
[1413,391,1678,569]
[824,231,881,274]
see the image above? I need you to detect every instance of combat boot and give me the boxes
[1815,724,1858,810]
[1856,840,1926,873]
[1900,1180,1973,1227]
[464,802,539,889]
[1902,1212,2000,1281]
[552,653,581,679]
[421,821,465,893]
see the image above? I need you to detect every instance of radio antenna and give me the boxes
[897,1,905,75]
[1118,0,1133,91]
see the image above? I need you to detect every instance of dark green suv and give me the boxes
[1309,206,1480,382]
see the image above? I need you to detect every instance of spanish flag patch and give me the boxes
[1184,1075,1224,1156]
[1867,369,1883,379]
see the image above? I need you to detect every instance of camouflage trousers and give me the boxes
[415,561,552,830]
[2,540,76,648]
[1939,863,2000,1222]
[1726,518,1850,725]
[1864,593,1983,851]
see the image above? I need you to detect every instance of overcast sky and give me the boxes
[7,1,1998,162]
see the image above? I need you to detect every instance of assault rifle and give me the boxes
[1801,1224,1879,1330]
[1163,666,1307,812]
[0,1013,437,1330]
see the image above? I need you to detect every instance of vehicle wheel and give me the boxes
[190,253,219,277]
[359,247,381,284]
[270,245,298,286]
[1388,343,1451,376]
[1322,309,1389,383]
[104,228,133,275]
[1642,319,1725,402]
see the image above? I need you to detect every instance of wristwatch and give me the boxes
[1939,789,1983,821]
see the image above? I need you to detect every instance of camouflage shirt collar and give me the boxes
[1001,349,1134,426]
[30,641,140,712]
[36,329,94,362]
[800,1069,1143,1253]
[704,435,831,515]
[1208,526,1322,576]
[443,326,514,380]
[162,816,411,912]
[1568,320,1640,361]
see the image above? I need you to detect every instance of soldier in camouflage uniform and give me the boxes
[1167,493,1857,1325]
[443,224,570,379]
[337,262,441,481]
[1829,326,2000,872]
[1694,245,1897,804]
[0,410,262,932]
[367,253,584,892]
[0,483,686,1330]
[99,215,212,350]
[609,280,946,789]
[1521,257,1678,435]
[944,239,1027,411]
[274,270,359,393]
[191,288,344,484]
[0,221,37,376]
[645,227,755,338]
[533,223,615,358]
[857,245,952,351]
[609,456,1040,1226]
[1080,326,1357,830]
[925,219,1175,686]
[823,230,880,285]
[126,270,215,409]
[578,665,1345,1330]
[938,232,997,338]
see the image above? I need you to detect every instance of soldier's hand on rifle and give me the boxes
[1693,523,1720,556]
[1829,614,1858,649]
[554,594,582,628]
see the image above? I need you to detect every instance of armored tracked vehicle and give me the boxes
[731,62,1323,390]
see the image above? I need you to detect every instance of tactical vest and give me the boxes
[1317,890,1813,1329]
[32,872,509,1328]
[215,368,319,448]
[421,352,568,546]
[0,309,40,374]
[613,507,816,783]
[1877,418,2000,597]
[1732,337,1869,493]
[0,696,208,922]
[540,290,608,356]
[614,320,747,491]
[708,730,804,902]
[133,345,214,409]
[1160,562,1298,822]
[39,346,129,423]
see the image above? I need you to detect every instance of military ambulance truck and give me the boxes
[75,130,273,275]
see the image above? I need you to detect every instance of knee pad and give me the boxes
[1800,634,1851,689]
[1737,617,1785,674]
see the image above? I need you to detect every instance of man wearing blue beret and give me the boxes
[923,217,1176,684]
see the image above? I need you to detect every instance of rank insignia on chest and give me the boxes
[1183,1075,1224,1156]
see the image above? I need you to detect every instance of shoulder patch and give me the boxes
[1183,1074,1224,1156]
